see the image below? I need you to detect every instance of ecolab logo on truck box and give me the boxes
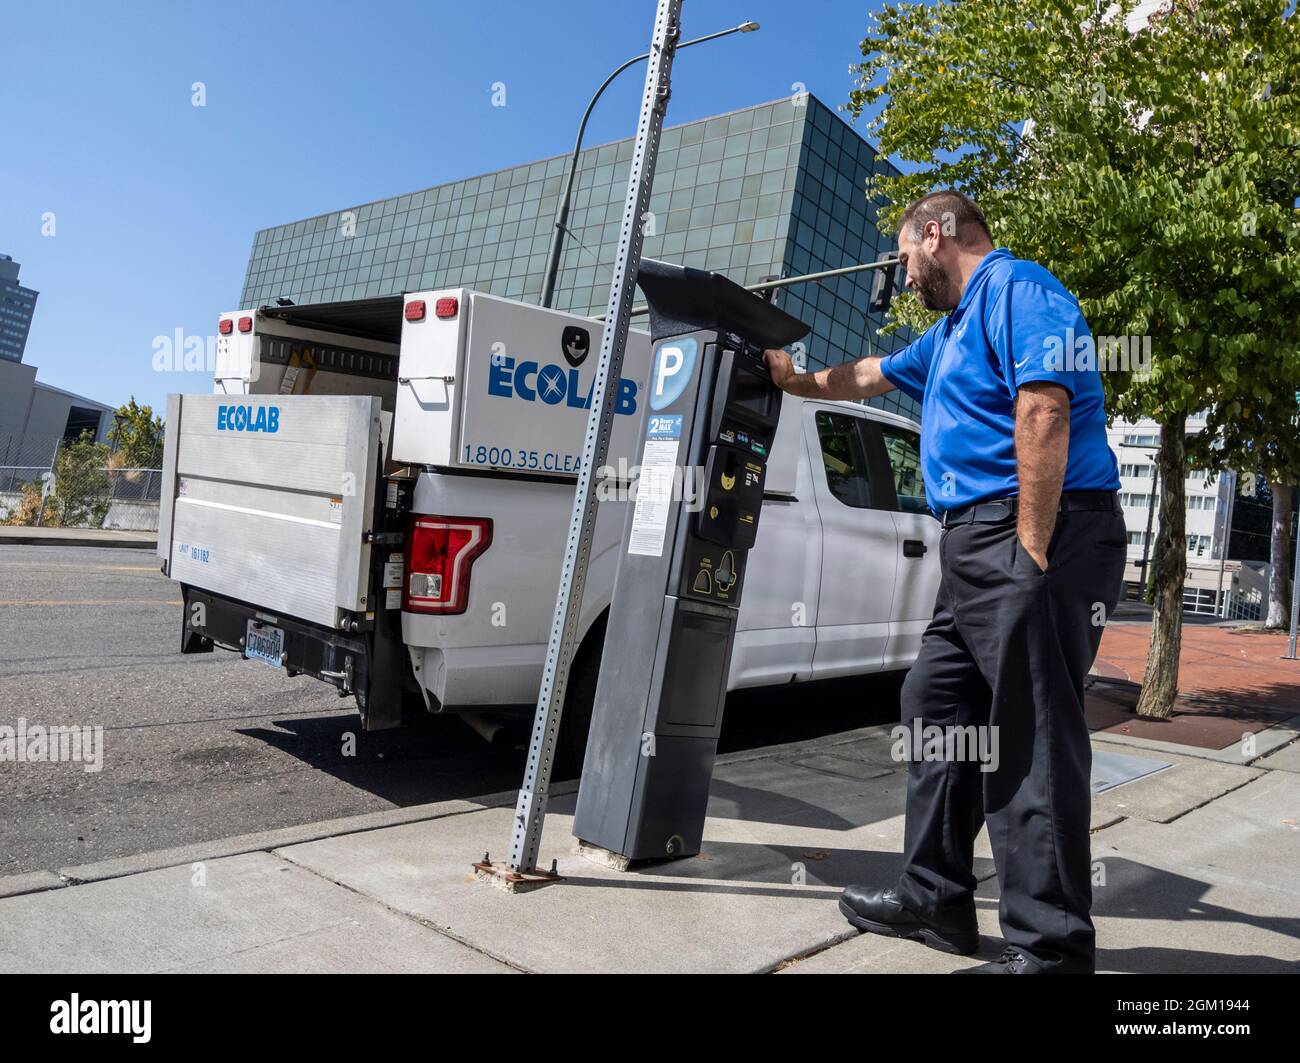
[217,404,280,433]
[487,357,638,415]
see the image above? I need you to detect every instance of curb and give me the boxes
[0,729,901,901]
[0,533,156,550]
[0,782,580,900]
[0,871,66,900]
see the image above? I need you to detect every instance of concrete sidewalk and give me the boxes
[2,708,1297,974]
[0,526,156,549]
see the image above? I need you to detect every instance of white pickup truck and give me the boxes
[158,288,939,766]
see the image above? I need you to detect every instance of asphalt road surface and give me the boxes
[0,545,903,877]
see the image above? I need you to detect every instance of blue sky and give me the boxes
[0,0,894,413]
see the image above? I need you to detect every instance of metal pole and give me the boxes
[539,54,645,310]
[539,21,758,310]
[34,437,60,528]
[506,0,682,875]
[747,259,900,292]
[592,258,901,321]
[1285,502,1299,659]
[1138,459,1158,596]
[1215,471,1236,617]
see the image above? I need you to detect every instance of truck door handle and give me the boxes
[902,539,927,558]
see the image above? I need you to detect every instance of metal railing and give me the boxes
[1222,586,1263,622]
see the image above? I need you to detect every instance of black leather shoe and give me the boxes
[953,947,1048,973]
[838,885,979,955]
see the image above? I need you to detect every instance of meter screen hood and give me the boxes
[636,259,809,348]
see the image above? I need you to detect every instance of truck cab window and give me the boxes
[879,426,929,515]
[815,410,873,509]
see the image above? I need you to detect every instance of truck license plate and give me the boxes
[245,621,285,669]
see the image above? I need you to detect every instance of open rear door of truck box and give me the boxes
[158,392,383,629]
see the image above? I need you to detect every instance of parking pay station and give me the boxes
[573,259,810,863]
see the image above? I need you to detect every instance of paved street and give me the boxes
[0,544,903,878]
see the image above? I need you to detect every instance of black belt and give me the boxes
[941,490,1119,528]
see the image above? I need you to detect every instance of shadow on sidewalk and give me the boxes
[548,843,1297,973]
[1091,857,1300,974]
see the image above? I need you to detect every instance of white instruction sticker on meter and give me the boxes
[627,437,679,557]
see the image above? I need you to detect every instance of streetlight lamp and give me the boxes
[538,20,760,309]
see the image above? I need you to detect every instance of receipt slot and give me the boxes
[573,259,810,863]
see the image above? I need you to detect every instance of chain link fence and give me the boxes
[0,432,164,532]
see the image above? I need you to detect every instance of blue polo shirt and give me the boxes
[879,248,1120,515]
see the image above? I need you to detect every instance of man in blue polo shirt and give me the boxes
[765,191,1125,974]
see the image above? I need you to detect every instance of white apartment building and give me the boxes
[1108,416,1264,615]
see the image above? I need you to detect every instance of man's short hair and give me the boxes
[898,191,992,247]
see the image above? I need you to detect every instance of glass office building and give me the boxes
[240,94,918,421]
[0,255,39,364]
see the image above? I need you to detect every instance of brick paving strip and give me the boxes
[1091,623,1299,748]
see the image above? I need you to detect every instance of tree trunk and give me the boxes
[1136,415,1187,720]
[1266,482,1293,629]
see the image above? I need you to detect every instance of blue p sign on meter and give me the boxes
[650,336,698,410]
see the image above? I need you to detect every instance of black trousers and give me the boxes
[894,504,1128,973]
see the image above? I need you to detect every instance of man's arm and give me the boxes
[1015,381,1071,572]
[763,348,896,401]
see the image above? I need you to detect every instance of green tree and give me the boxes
[53,432,111,528]
[107,397,164,469]
[849,0,1300,717]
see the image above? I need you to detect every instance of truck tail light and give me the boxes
[218,318,234,335]
[405,299,426,321]
[238,316,253,333]
[403,515,492,614]
[435,296,458,319]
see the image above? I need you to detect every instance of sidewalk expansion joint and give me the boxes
[759,926,861,974]
[273,849,533,973]
[1091,768,1271,832]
